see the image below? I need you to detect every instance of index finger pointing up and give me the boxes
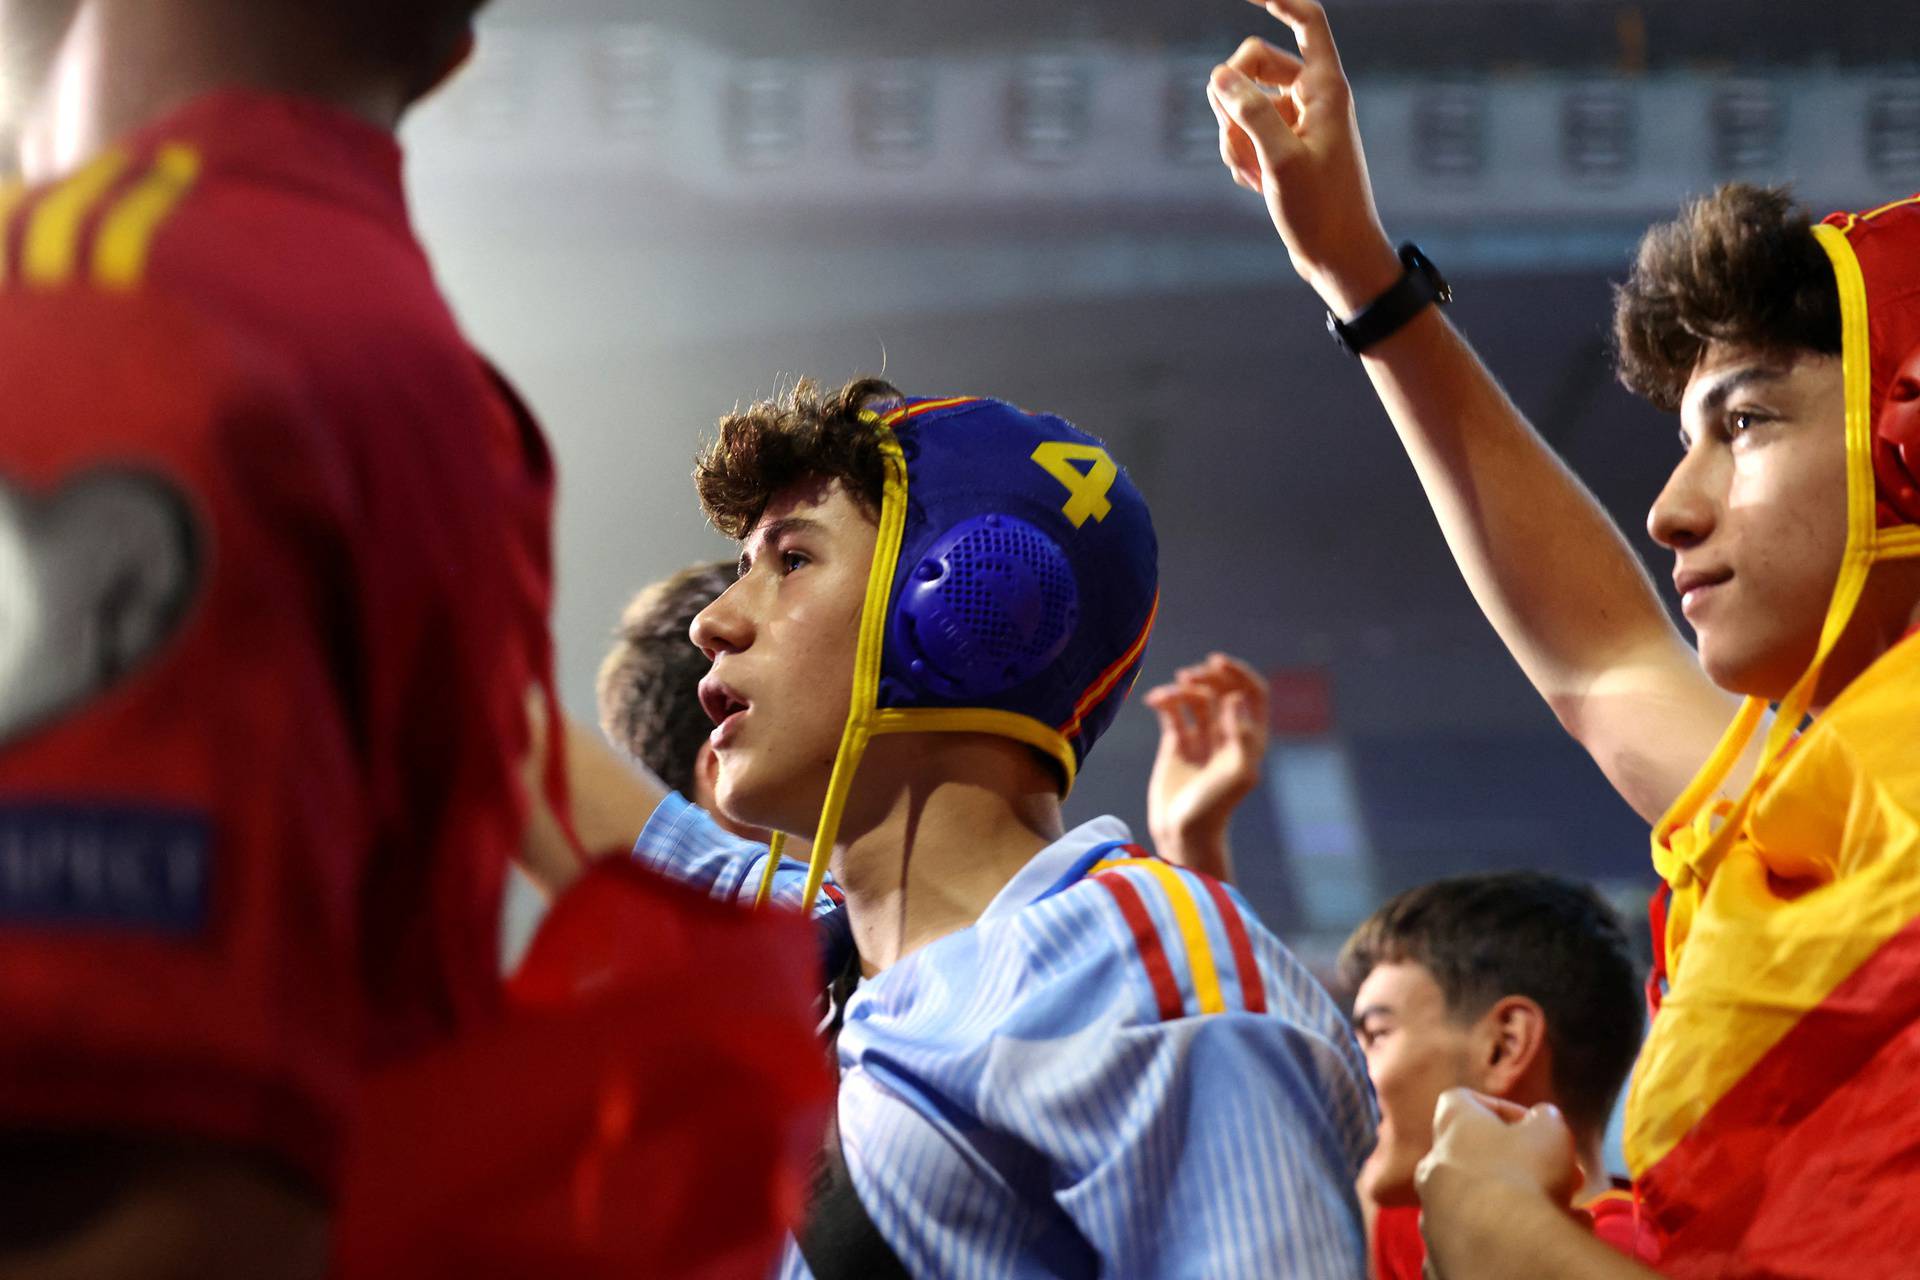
[1246,0,1347,76]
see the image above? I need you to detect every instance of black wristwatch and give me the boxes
[1325,242,1451,356]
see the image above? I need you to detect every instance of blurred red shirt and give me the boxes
[0,90,555,1194]
[1374,1182,1661,1278]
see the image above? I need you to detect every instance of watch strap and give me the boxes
[1326,243,1451,356]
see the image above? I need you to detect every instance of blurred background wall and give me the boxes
[402,0,1920,961]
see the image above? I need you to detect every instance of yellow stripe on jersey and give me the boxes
[93,144,202,289]
[23,148,131,286]
[1089,858,1227,1015]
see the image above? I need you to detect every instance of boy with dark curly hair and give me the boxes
[546,375,1378,1277]
[1210,0,1920,1274]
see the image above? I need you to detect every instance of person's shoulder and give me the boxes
[1013,847,1339,1034]
[0,243,350,562]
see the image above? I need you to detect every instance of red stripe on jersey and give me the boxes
[1095,873,1183,1021]
[1198,875,1267,1015]
[1059,591,1159,740]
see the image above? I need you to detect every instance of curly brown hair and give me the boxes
[694,377,906,540]
[595,560,736,796]
[1613,183,1841,412]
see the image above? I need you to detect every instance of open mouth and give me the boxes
[698,676,751,739]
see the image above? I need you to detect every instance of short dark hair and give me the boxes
[595,560,735,797]
[694,377,904,540]
[333,0,492,101]
[1339,872,1644,1132]
[1614,182,1841,411]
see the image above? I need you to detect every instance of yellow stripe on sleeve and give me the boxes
[23,148,130,286]
[1090,859,1226,1015]
[92,144,201,289]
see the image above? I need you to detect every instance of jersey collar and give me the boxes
[973,816,1134,927]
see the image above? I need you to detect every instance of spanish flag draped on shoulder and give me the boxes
[1628,195,1920,1277]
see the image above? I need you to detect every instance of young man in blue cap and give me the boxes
[549,375,1376,1277]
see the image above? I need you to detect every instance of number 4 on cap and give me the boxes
[1031,442,1117,528]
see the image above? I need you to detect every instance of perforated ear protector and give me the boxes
[889,513,1081,703]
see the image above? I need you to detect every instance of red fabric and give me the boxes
[1374,1185,1661,1278]
[1372,1205,1426,1280]
[0,92,553,1192]
[1636,910,1920,1277]
[1197,875,1267,1015]
[1094,872,1185,1020]
[1822,195,1920,526]
[336,860,832,1279]
[1645,883,1671,1016]
[1582,1192,1663,1268]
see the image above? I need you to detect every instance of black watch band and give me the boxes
[1326,242,1451,356]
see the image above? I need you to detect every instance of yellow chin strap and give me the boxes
[1652,222,1920,974]
[749,421,910,911]
[746,410,1087,914]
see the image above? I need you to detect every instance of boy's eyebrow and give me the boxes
[750,515,825,548]
[1694,364,1789,415]
[739,515,827,574]
[1351,1002,1392,1027]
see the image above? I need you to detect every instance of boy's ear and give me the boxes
[1474,994,1550,1100]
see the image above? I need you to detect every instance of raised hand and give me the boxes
[1144,653,1271,883]
[1207,0,1403,315]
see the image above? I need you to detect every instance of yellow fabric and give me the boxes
[1627,219,1920,1175]
[794,430,911,913]
[1626,634,1920,1174]
[24,149,130,286]
[750,830,788,908]
[1088,857,1227,1015]
[93,145,202,290]
[867,707,1078,793]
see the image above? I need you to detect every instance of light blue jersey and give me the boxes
[634,799,1376,1278]
[633,792,841,916]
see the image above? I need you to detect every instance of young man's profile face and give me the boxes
[690,476,873,835]
[1350,960,1481,1207]
[1652,345,1849,700]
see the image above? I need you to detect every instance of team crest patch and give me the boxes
[0,468,202,749]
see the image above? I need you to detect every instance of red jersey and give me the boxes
[1373,1182,1661,1278]
[0,91,555,1193]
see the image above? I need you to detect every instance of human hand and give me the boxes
[1207,0,1403,316]
[1145,653,1270,882]
[1415,1089,1580,1219]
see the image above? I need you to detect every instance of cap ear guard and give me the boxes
[1875,436,1920,524]
[1874,357,1920,524]
[752,393,1158,915]
[890,513,1080,703]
